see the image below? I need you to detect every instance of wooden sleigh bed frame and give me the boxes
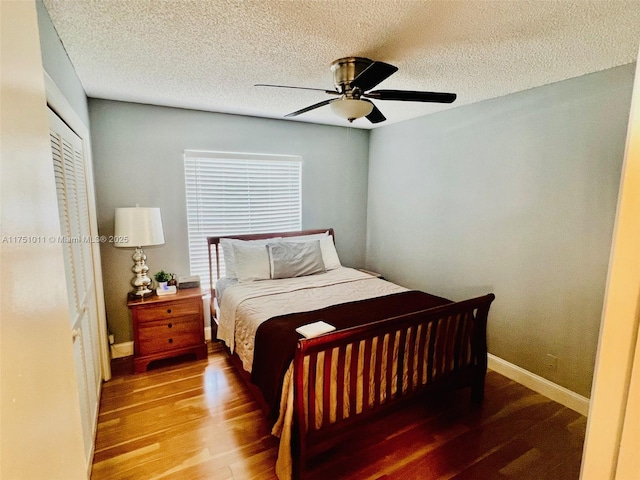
[207,229,495,479]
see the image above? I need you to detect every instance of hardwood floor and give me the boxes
[92,343,586,479]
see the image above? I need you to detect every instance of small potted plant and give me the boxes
[154,270,172,289]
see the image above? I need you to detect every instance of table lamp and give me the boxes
[114,206,165,297]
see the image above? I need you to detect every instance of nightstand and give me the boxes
[127,289,208,373]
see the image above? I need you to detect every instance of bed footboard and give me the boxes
[292,293,495,478]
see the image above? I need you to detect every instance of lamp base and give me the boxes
[127,290,155,301]
[130,247,154,298]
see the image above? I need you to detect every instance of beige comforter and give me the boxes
[218,267,407,371]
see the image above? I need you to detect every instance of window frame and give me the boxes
[183,150,303,288]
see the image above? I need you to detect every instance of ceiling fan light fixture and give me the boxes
[330,98,373,122]
[260,57,456,123]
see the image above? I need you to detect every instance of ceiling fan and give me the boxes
[256,57,456,124]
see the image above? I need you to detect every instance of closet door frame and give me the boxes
[44,72,111,382]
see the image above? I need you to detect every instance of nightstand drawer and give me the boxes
[137,317,202,355]
[135,300,200,322]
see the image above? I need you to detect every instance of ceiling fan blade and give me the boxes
[362,100,386,124]
[284,98,337,117]
[255,84,339,95]
[365,89,456,103]
[350,61,398,92]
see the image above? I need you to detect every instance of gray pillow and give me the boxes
[267,240,326,279]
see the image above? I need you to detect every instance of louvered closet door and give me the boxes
[49,108,100,470]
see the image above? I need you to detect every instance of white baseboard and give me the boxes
[110,341,133,359]
[488,354,590,416]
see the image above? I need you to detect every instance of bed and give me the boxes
[207,229,495,480]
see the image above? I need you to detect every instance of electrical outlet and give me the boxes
[546,354,558,372]
[108,334,115,345]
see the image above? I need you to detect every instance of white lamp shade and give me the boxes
[114,207,165,247]
[330,99,374,121]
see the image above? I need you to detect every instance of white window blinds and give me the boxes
[184,151,302,288]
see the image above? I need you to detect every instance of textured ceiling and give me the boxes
[43,0,640,129]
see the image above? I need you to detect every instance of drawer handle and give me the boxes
[167,308,172,314]
[168,338,173,344]
[167,322,173,328]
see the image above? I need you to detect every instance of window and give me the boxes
[184,150,302,288]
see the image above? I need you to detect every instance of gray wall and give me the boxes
[35,0,89,127]
[89,100,370,344]
[366,65,634,397]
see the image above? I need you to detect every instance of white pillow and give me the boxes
[220,238,238,278]
[320,235,341,270]
[220,237,280,279]
[233,242,271,282]
[281,232,328,243]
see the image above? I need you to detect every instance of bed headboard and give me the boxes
[206,228,335,287]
